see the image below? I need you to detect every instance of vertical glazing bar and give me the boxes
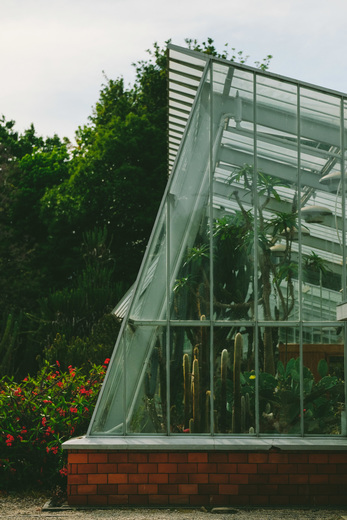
[253,72,259,436]
[123,322,126,434]
[166,196,171,435]
[209,60,214,436]
[297,85,304,437]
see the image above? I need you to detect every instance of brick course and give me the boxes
[66,450,347,506]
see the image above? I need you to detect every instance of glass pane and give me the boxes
[255,76,298,324]
[301,326,344,435]
[127,326,167,434]
[214,326,255,434]
[259,325,301,434]
[89,331,125,435]
[213,67,255,322]
[169,67,211,320]
[130,214,166,320]
[170,326,211,433]
[300,89,343,320]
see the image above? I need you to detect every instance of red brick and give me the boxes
[229,474,249,484]
[78,464,98,474]
[96,463,117,474]
[87,474,107,485]
[69,485,78,495]
[129,474,148,484]
[138,484,158,494]
[118,463,138,473]
[128,453,148,463]
[318,464,336,474]
[108,453,128,463]
[108,495,129,505]
[118,484,138,494]
[68,495,88,506]
[328,453,347,464]
[69,463,77,474]
[210,494,231,506]
[209,473,229,484]
[277,484,298,495]
[238,484,257,495]
[138,463,158,473]
[257,463,278,474]
[189,473,209,484]
[169,494,189,505]
[269,474,288,484]
[149,494,169,505]
[257,484,278,495]
[290,496,311,506]
[198,484,219,494]
[177,463,197,473]
[228,495,250,506]
[277,463,297,473]
[216,463,237,474]
[149,473,168,484]
[237,463,257,473]
[158,484,178,494]
[69,475,88,485]
[336,464,347,474]
[88,495,108,506]
[297,463,317,474]
[69,453,88,464]
[77,484,97,495]
[288,453,308,463]
[268,453,289,464]
[308,454,329,464]
[178,484,198,495]
[219,484,239,495]
[149,453,168,463]
[248,474,268,485]
[188,453,208,463]
[209,453,228,463]
[168,453,187,463]
[309,474,330,484]
[197,463,217,473]
[289,474,308,484]
[189,495,210,506]
[88,453,108,463]
[329,474,347,484]
[108,474,128,484]
[158,463,178,473]
[129,495,148,505]
[248,453,268,463]
[228,453,248,463]
[169,474,189,484]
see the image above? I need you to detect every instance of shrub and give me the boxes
[0,359,108,490]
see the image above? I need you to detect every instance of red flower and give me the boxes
[69,406,78,414]
[104,358,110,365]
[56,360,60,367]
[42,417,47,426]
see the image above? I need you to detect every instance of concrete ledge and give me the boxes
[62,435,347,451]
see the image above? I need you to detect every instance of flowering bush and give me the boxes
[0,359,108,490]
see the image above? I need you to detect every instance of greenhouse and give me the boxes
[63,45,347,507]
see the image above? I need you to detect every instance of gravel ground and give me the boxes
[1,494,347,520]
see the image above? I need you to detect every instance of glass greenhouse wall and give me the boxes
[88,46,347,439]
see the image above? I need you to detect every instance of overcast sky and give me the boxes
[2,0,347,142]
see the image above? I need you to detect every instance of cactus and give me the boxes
[220,348,228,432]
[192,358,200,431]
[183,353,191,429]
[232,332,242,433]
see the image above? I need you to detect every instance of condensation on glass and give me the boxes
[89,46,347,438]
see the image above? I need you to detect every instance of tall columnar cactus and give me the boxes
[192,358,200,432]
[220,348,228,432]
[232,332,243,433]
[183,353,191,429]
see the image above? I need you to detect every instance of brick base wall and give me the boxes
[67,449,347,507]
